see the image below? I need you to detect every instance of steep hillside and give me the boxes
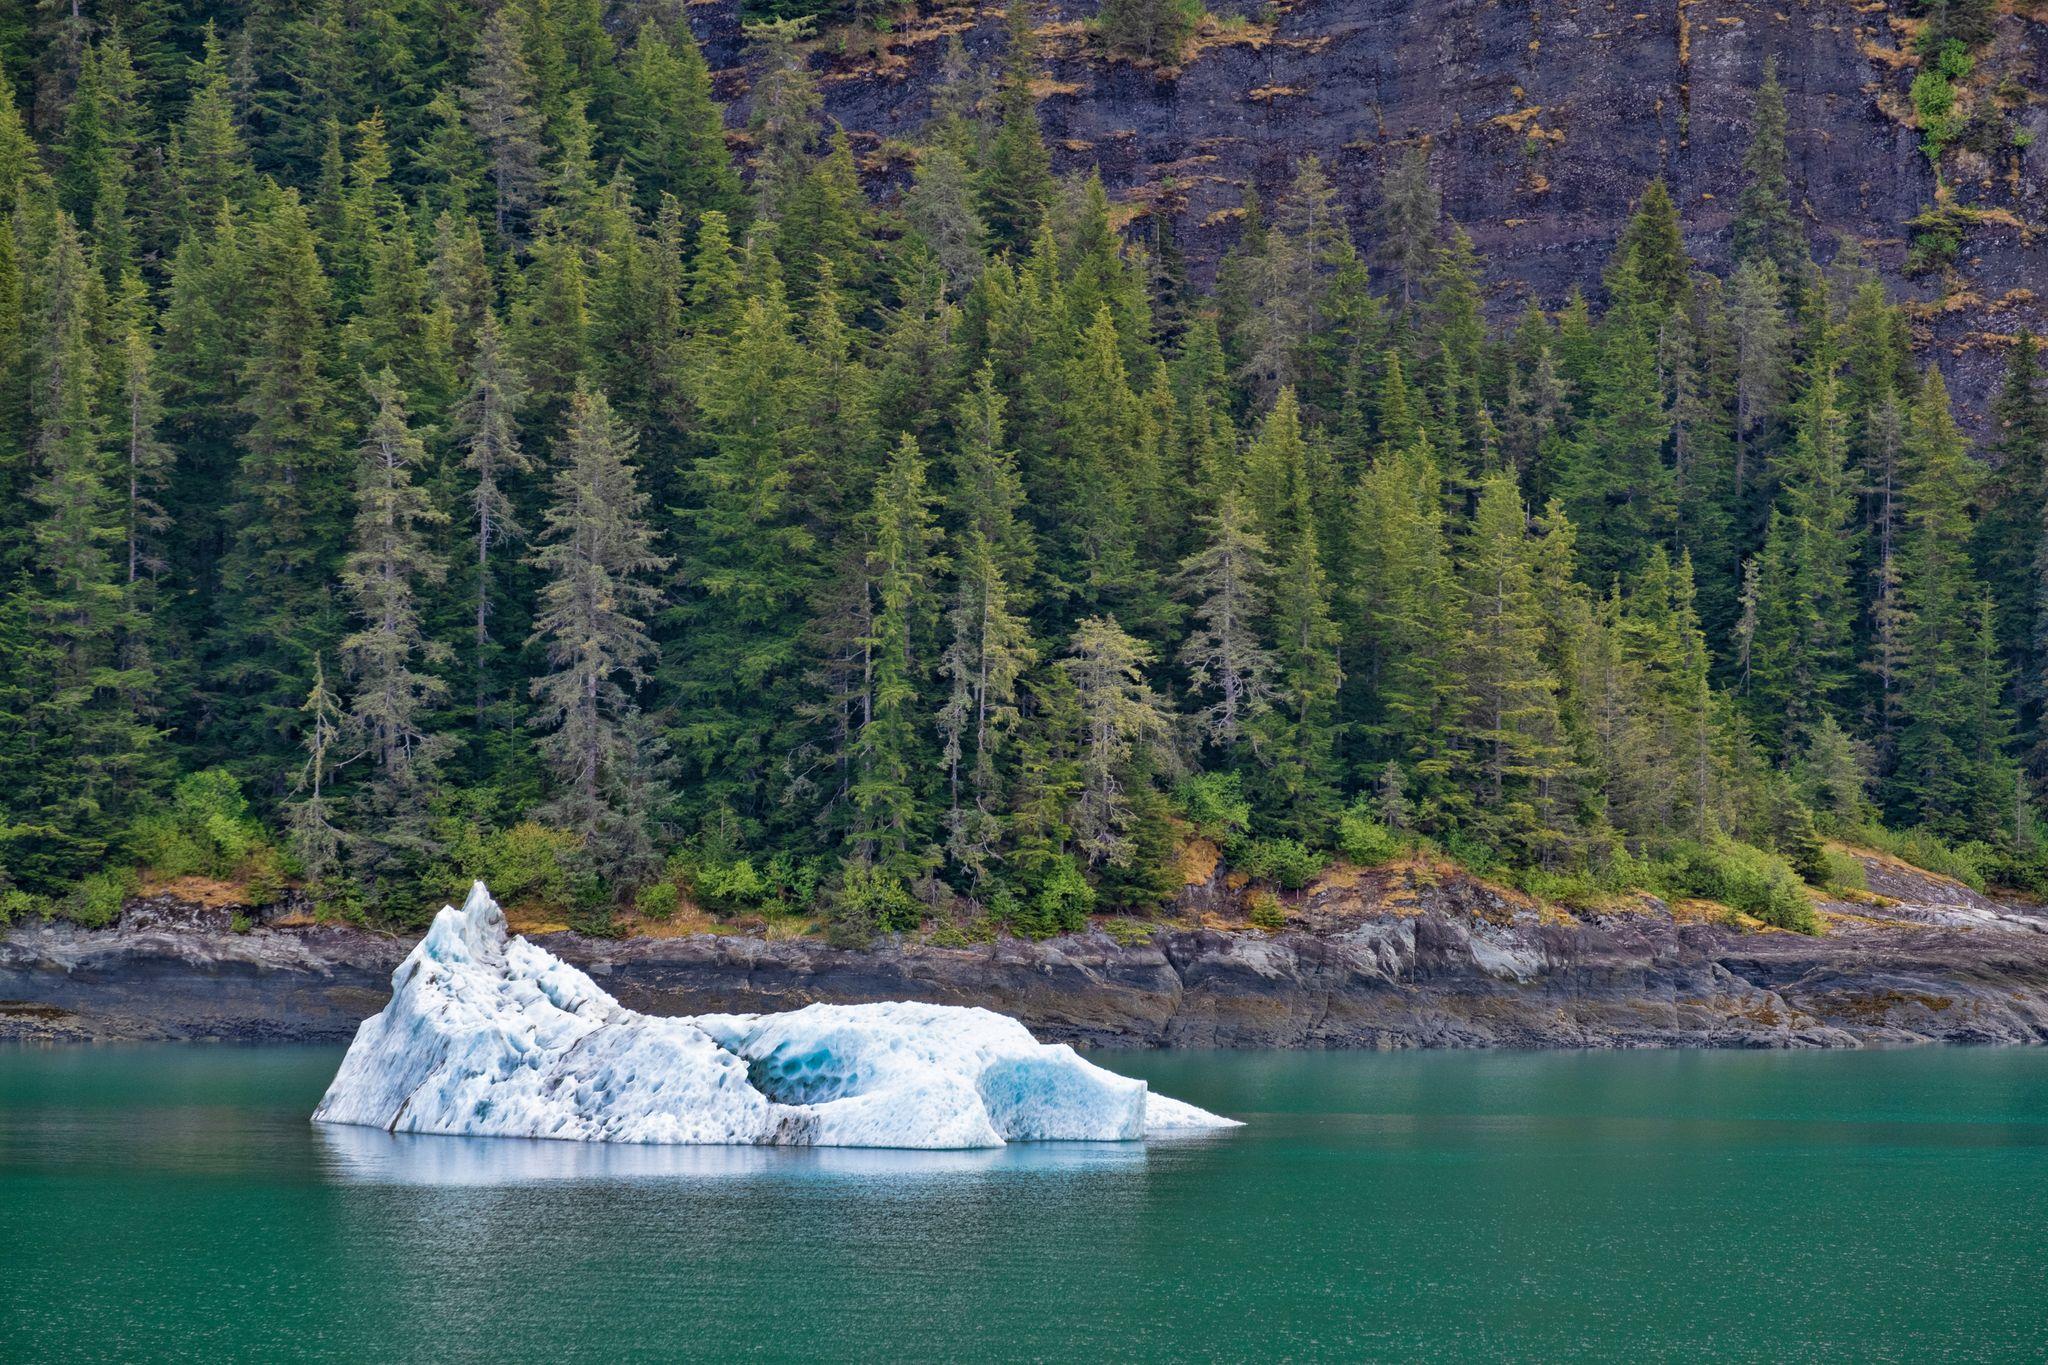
[700,0,2047,417]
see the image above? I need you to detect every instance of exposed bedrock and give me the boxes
[695,0,2046,419]
[7,865,2048,1048]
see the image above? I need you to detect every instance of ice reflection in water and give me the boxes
[315,1123,1171,1186]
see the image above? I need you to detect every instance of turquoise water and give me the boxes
[4,1046,2047,1361]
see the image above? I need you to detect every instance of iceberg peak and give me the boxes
[314,882,1238,1150]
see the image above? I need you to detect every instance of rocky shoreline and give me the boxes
[6,854,2048,1049]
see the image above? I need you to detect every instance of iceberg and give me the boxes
[313,882,1239,1150]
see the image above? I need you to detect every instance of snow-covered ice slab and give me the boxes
[313,882,1238,1149]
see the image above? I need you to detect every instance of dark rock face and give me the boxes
[7,866,2048,1048]
[697,0,2046,418]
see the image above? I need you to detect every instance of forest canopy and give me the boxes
[0,3,2043,937]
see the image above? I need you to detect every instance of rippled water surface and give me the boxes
[5,1045,2047,1360]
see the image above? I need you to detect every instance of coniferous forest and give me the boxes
[1,1,2044,939]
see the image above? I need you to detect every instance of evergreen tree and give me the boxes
[455,312,532,733]
[462,4,543,240]
[529,384,669,881]
[937,512,1037,888]
[211,189,347,782]
[338,371,449,891]
[846,435,943,878]
[1060,614,1174,868]
[1731,56,1806,283]
[979,0,1056,250]
[1454,475,1572,856]
[1097,0,1202,65]
[1176,491,1276,752]
[743,18,821,226]
[0,212,156,888]
[1375,144,1439,307]
[1747,371,1860,742]
[619,20,743,224]
[1893,367,2012,833]
[1977,333,2047,699]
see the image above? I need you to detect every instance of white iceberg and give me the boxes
[313,882,1239,1150]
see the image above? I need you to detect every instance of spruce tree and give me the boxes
[743,18,822,226]
[1176,491,1277,752]
[979,0,1057,251]
[1893,368,2012,832]
[211,189,348,782]
[1061,615,1174,868]
[1097,0,1201,65]
[1731,57,1805,283]
[619,20,743,224]
[529,384,669,882]
[462,4,544,241]
[1747,371,1860,744]
[339,371,450,891]
[1455,475,1571,855]
[937,518,1037,888]
[1,212,156,888]
[847,435,943,879]
[456,312,532,733]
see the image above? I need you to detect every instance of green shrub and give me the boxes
[1336,803,1404,866]
[1101,917,1157,947]
[1246,889,1286,930]
[487,822,580,905]
[1912,64,1968,159]
[1824,849,1867,893]
[998,857,1098,940]
[1174,771,1251,842]
[686,855,767,915]
[125,768,269,879]
[829,862,924,943]
[635,880,681,920]
[0,888,36,926]
[1659,839,1819,934]
[1034,857,1096,933]
[1840,823,1991,890]
[1227,836,1326,889]
[1906,203,1968,275]
[59,869,135,929]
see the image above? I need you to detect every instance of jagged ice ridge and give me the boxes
[313,883,1238,1148]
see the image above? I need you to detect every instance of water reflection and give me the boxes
[315,1122,1166,1186]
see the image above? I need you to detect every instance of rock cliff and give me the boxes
[697,0,2046,417]
[7,854,2047,1048]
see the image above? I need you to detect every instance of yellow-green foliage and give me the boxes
[125,769,272,879]
[482,822,582,906]
[1336,804,1405,866]
[634,880,682,920]
[1658,839,1818,933]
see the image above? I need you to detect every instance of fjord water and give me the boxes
[4,1047,2046,1361]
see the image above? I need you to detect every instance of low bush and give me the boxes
[828,862,924,944]
[58,869,136,929]
[1841,823,1991,890]
[125,768,271,880]
[1101,917,1157,947]
[0,888,35,926]
[485,822,581,906]
[1246,889,1286,930]
[1657,839,1818,934]
[1227,836,1327,889]
[1815,847,1867,894]
[1336,804,1404,866]
[634,880,681,920]
[1175,772,1251,842]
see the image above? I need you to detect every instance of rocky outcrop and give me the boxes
[696,0,2046,418]
[6,860,2047,1047]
